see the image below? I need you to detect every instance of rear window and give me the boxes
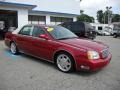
[72,23,84,32]
[62,23,72,31]
[62,22,85,32]
[19,26,32,36]
[85,23,94,31]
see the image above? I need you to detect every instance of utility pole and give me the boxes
[76,0,82,15]
[104,12,106,24]
[106,6,112,25]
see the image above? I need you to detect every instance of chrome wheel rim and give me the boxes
[57,54,71,72]
[11,43,16,54]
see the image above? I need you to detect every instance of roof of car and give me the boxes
[25,24,57,28]
[12,24,55,34]
[61,21,92,25]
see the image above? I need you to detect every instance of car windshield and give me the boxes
[46,26,78,40]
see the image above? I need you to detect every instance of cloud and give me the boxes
[80,0,120,19]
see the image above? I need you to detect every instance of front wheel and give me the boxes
[10,42,19,54]
[56,53,74,73]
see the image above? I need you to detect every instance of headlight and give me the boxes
[87,51,100,60]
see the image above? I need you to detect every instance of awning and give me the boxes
[30,10,79,17]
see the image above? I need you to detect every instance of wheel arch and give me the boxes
[10,40,16,46]
[53,50,76,70]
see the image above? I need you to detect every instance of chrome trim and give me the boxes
[100,47,109,53]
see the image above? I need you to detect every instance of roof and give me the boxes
[30,10,79,17]
[0,1,36,9]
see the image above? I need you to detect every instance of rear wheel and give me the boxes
[56,53,74,73]
[10,42,19,54]
[113,34,117,38]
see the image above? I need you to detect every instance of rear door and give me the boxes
[15,25,33,53]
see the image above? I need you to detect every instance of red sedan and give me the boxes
[5,25,112,73]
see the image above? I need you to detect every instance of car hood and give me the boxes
[59,38,108,52]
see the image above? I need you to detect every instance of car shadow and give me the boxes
[21,53,55,67]
[21,53,103,76]
[3,48,102,76]
[73,70,101,77]
[4,48,56,69]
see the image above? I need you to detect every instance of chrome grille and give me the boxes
[102,49,109,58]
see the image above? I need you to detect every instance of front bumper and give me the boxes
[75,54,112,71]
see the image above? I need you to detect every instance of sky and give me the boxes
[78,0,120,20]
[6,0,80,15]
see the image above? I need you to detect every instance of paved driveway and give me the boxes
[0,36,120,90]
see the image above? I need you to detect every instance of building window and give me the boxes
[28,15,46,24]
[50,17,73,25]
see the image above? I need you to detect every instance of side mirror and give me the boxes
[38,34,49,40]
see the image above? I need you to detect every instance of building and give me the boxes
[0,0,80,29]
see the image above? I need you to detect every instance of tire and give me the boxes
[113,34,117,38]
[10,42,19,55]
[55,52,74,73]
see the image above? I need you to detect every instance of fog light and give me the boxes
[81,65,90,70]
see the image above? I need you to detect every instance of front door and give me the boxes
[30,26,54,61]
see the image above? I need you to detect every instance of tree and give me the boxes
[97,10,114,24]
[112,14,120,22]
[97,10,111,24]
[97,10,104,23]
[77,14,94,23]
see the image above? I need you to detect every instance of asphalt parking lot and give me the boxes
[0,36,120,90]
